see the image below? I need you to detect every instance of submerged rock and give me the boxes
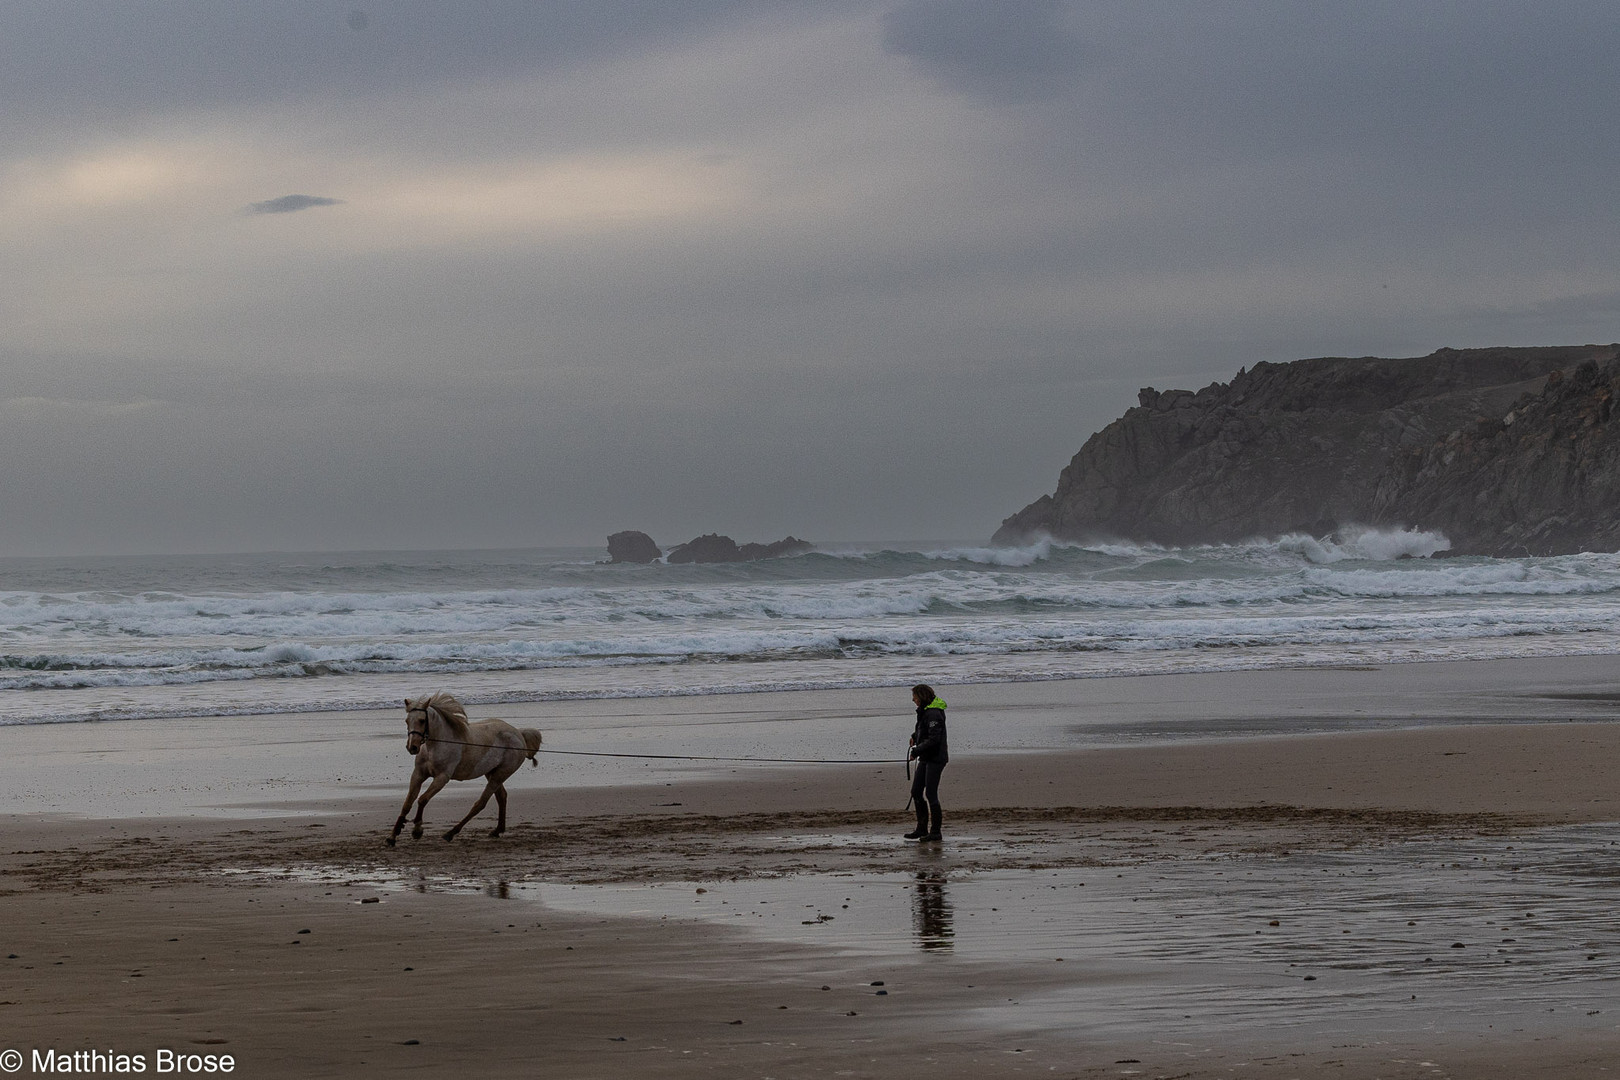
[737,536,813,561]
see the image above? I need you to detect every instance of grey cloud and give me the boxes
[882,0,1087,104]
[246,194,343,215]
[7,3,1620,555]
[0,1,850,133]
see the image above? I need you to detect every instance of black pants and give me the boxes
[910,760,946,833]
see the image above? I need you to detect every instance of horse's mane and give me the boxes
[421,691,470,734]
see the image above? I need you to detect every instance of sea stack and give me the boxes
[606,530,662,564]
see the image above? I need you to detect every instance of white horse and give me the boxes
[387,692,543,845]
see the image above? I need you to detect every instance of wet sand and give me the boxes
[3,658,1620,1077]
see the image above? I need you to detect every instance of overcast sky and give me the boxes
[3,1,1619,555]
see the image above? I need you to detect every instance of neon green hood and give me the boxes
[925,697,946,711]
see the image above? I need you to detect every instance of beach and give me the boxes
[3,657,1620,1078]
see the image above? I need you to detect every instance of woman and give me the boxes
[906,683,949,841]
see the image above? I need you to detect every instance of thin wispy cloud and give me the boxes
[246,194,343,215]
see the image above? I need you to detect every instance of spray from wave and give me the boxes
[1275,525,1451,564]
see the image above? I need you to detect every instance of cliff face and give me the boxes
[1371,358,1620,555]
[993,345,1620,556]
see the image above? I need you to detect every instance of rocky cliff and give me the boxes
[992,345,1620,556]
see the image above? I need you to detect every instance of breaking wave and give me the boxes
[1,537,1617,723]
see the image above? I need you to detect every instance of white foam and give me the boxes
[1276,525,1452,564]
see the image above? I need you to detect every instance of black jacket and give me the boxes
[910,698,949,765]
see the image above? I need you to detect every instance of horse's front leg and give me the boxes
[388,769,428,847]
[490,783,508,838]
[412,774,452,839]
[446,779,497,841]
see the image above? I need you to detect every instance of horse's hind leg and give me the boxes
[489,783,507,838]
[412,774,452,839]
[446,779,497,841]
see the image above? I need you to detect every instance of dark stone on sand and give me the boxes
[606,530,662,564]
[993,344,1620,557]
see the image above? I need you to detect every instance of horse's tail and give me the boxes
[521,727,543,766]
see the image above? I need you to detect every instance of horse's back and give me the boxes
[451,718,525,781]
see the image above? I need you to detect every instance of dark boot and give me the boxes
[922,806,942,841]
[904,811,929,840]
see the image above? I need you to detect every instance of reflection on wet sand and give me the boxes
[911,871,953,950]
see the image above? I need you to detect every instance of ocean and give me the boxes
[3,527,1619,726]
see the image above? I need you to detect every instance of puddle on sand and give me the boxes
[225,823,1620,1045]
[526,823,1620,1044]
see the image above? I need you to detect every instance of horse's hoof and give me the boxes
[488,829,503,839]
[444,830,458,842]
[411,828,423,840]
[385,836,396,847]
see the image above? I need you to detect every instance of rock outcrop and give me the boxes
[666,534,741,564]
[607,532,815,564]
[666,534,813,564]
[606,530,662,564]
[993,345,1620,556]
[737,536,814,561]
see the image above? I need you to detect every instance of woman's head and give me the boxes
[911,683,935,706]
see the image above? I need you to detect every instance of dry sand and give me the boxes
[3,659,1620,1077]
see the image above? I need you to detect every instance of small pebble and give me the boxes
[875,990,887,996]
[401,1040,419,1046]
[870,981,884,986]
[297,929,311,935]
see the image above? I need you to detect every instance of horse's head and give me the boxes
[404,697,430,755]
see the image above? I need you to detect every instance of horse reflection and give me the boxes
[911,871,954,950]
